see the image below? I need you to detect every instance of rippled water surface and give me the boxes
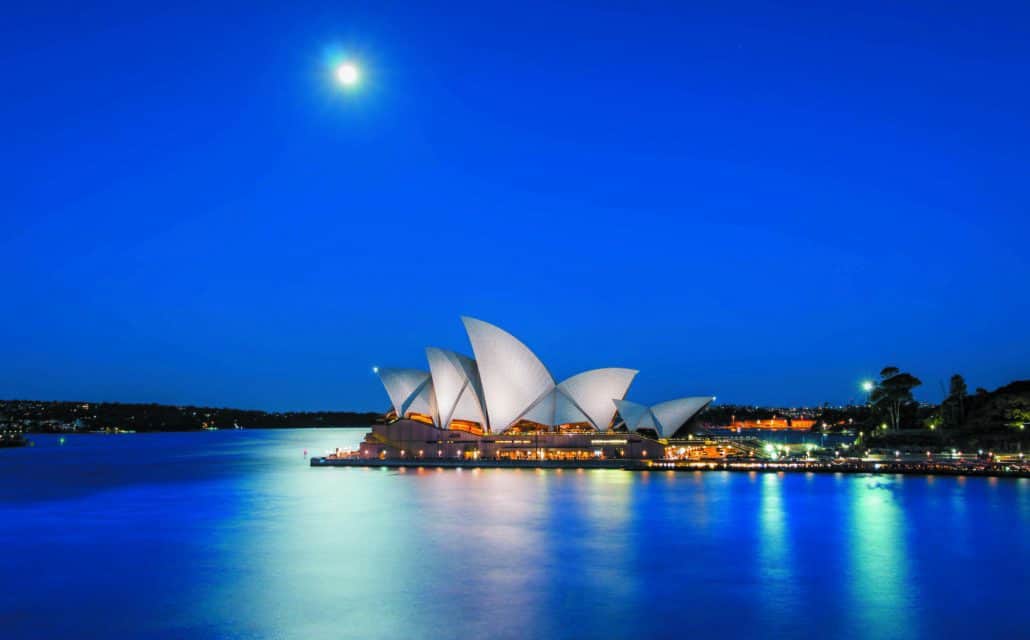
[1,429,1028,639]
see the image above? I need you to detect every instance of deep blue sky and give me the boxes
[3,1,1029,411]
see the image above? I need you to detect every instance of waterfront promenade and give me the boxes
[312,457,650,470]
[311,455,1030,478]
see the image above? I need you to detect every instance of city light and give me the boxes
[862,381,874,393]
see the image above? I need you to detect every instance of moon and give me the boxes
[336,62,360,87]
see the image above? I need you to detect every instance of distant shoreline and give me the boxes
[2,399,380,434]
[23,425,374,435]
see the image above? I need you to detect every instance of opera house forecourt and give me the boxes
[318,317,715,467]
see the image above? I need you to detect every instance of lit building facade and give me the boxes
[724,418,817,431]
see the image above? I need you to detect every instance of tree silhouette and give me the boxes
[941,374,969,427]
[870,367,922,430]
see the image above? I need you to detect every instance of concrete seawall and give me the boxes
[310,456,1030,477]
[311,457,649,470]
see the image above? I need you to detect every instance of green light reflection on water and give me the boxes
[847,476,917,639]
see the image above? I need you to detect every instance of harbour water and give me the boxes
[1,429,1028,639]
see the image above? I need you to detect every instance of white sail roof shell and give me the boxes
[553,391,590,426]
[450,382,487,426]
[650,397,714,436]
[405,379,438,419]
[461,316,555,432]
[426,347,486,429]
[558,368,637,431]
[519,389,556,426]
[376,368,435,419]
[614,399,658,431]
[519,388,591,427]
[615,396,714,437]
[514,368,636,430]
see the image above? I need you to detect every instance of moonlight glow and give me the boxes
[336,62,360,87]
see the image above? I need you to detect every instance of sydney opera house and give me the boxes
[355,317,714,462]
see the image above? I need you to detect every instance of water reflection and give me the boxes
[758,473,789,574]
[574,470,636,603]
[2,432,1029,640]
[847,476,917,639]
[756,473,796,633]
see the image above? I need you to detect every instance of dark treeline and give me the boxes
[862,368,1030,450]
[0,400,380,433]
